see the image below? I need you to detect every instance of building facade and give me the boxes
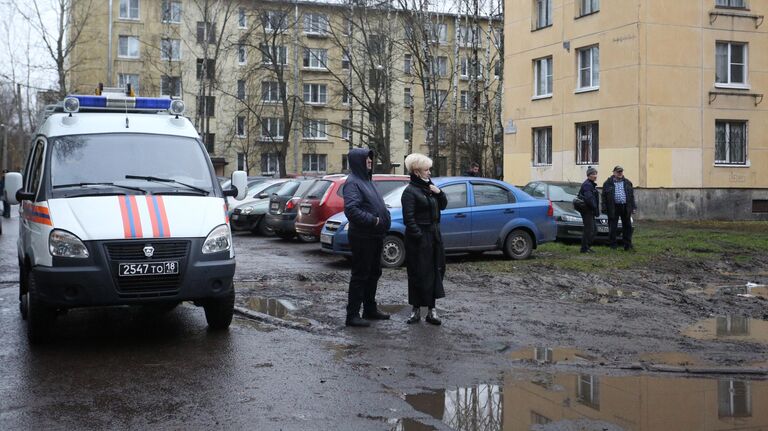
[503,0,768,219]
[67,0,502,178]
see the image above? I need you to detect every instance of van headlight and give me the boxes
[49,229,89,258]
[202,224,232,254]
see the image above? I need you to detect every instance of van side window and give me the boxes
[27,141,45,199]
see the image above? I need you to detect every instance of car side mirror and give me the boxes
[224,170,248,200]
[4,172,24,205]
[257,192,269,199]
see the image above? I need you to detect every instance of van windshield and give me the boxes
[49,134,215,196]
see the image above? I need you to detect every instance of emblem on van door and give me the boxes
[143,245,155,258]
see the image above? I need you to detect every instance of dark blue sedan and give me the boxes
[320,177,557,267]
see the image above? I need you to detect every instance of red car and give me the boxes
[295,174,409,240]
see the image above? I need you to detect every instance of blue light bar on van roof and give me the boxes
[64,95,179,113]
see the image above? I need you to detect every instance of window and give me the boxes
[577,375,600,409]
[202,133,215,153]
[460,91,469,110]
[261,81,284,102]
[534,57,553,97]
[715,120,747,165]
[716,0,746,8]
[303,84,327,104]
[341,119,351,140]
[237,79,246,100]
[303,154,327,172]
[260,44,287,65]
[303,120,327,140]
[427,23,447,43]
[436,90,448,106]
[534,0,552,29]
[160,38,181,61]
[404,54,412,74]
[160,75,181,97]
[718,380,751,418]
[716,42,747,86]
[196,58,215,80]
[404,88,412,107]
[238,7,247,28]
[579,0,599,16]
[261,153,279,175]
[26,141,45,196]
[342,50,350,69]
[533,127,552,166]
[443,183,468,209]
[458,26,480,47]
[473,183,514,206]
[432,56,448,76]
[576,122,599,164]
[236,116,246,137]
[460,57,483,79]
[303,48,328,69]
[119,0,139,19]
[494,60,501,78]
[161,0,181,23]
[118,36,139,58]
[404,121,412,142]
[237,152,246,171]
[197,96,215,117]
[261,118,284,139]
[304,13,328,34]
[196,21,216,44]
[577,45,600,90]
[342,88,351,105]
[437,123,447,144]
[263,11,287,31]
[238,43,247,65]
[118,73,139,92]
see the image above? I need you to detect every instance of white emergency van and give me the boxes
[3,88,247,343]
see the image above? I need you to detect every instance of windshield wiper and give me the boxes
[54,182,147,193]
[125,175,209,195]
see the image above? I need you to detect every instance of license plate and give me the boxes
[232,214,240,220]
[119,261,179,277]
[320,234,333,245]
[597,226,609,233]
[300,206,311,215]
[270,203,279,210]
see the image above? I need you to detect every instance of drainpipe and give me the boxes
[107,0,113,86]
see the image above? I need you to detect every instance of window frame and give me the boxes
[341,119,351,141]
[261,81,284,103]
[715,0,747,9]
[302,153,328,173]
[715,41,748,88]
[236,116,246,138]
[576,45,600,91]
[533,56,553,98]
[303,83,328,105]
[577,0,600,17]
[533,0,552,30]
[160,75,181,97]
[303,119,328,140]
[261,117,285,140]
[532,126,553,166]
[261,153,279,175]
[303,13,329,35]
[303,48,328,70]
[118,35,140,59]
[119,0,140,20]
[404,53,412,75]
[238,7,247,28]
[118,73,140,93]
[237,79,246,100]
[575,122,599,165]
[160,38,181,61]
[237,43,247,65]
[161,0,181,24]
[714,120,748,166]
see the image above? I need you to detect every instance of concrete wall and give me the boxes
[635,188,768,221]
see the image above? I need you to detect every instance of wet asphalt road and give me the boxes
[0,213,419,430]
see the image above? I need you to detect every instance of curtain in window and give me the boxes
[591,47,600,87]
[716,43,728,83]
[715,122,727,161]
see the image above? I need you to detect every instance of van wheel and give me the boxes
[204,288,234,330]
[503,229,533,260]
[26,274,55,344]
[381,235,406,268]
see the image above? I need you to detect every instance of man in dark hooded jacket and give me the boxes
[343,148,392,327]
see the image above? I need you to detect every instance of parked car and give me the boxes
[265,178,318,241]
[521,181,630,241]
[230,179,290,234]
[295,174,409,241]
[320,177,557,267]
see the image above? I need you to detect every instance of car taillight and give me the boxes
[286,198,297,211]
[547,200,554,217]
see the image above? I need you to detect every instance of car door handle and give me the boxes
[504,209,515,214]
[454,213,467,218]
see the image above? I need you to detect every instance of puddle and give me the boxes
[638,352,706,367]
[390,418,438,430]
[245,297,298,319]
[403,371,768,430]
[687,283,768,299]
[510,347,607,366]
[683,315,768,345]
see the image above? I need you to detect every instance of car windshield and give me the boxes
[50,134,214,194]
[275,181,300,196]
[383,185,407,208]
[304,180,332,199]
[295,180,317,197]
[549,184,580,201]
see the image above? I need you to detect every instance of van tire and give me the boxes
[204,288,234,330]
[503,229,533,260]
[26,274,55,344]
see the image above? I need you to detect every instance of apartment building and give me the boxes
[67,0,502,177]
[503,0,768,219]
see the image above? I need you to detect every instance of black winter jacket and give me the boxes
[601,176,636,218]
[578,179,599,213]
[401,174,448,239]
[343,148,391,238]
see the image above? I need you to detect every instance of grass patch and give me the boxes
[465,221,768,274]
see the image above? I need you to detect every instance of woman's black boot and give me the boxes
[425,308,441,325]
[406,307,421,324]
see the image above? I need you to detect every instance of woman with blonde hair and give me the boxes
[401,153,448,325]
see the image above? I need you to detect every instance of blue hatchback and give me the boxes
[320,177,557,267]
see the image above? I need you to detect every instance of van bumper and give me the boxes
[30,238,235,308]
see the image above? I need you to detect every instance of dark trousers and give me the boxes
[579,208,596,251]
[346,233,383,318]
[608,204,633,248]
[2,200,9,218]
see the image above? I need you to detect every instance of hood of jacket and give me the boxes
[348,148,374,180]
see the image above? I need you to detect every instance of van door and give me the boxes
[21,139,48,265]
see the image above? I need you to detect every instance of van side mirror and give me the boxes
[3,172,24,205]
[224,170,247,201]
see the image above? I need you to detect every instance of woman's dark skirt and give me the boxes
[405,225,446,307]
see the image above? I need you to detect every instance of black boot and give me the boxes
[345,315,371,327]
[406,307,421,324]
[362,309,390,320]
[425,308,441,326]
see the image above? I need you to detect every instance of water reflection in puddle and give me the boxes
[399,372,768,430]
[246,297,297,319]
[510,347,606,366]
[684,315,768,345]
[687,283,768,300]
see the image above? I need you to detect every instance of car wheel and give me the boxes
[381,235,406,268]
[254,217,274,236]
[26,272,55,344]
[203,287,234,330]
[298,233,318,243]
[503,229,533,260]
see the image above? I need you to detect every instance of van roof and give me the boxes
[37,112,200,139]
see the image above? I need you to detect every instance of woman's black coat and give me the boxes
[401,175,448,307]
